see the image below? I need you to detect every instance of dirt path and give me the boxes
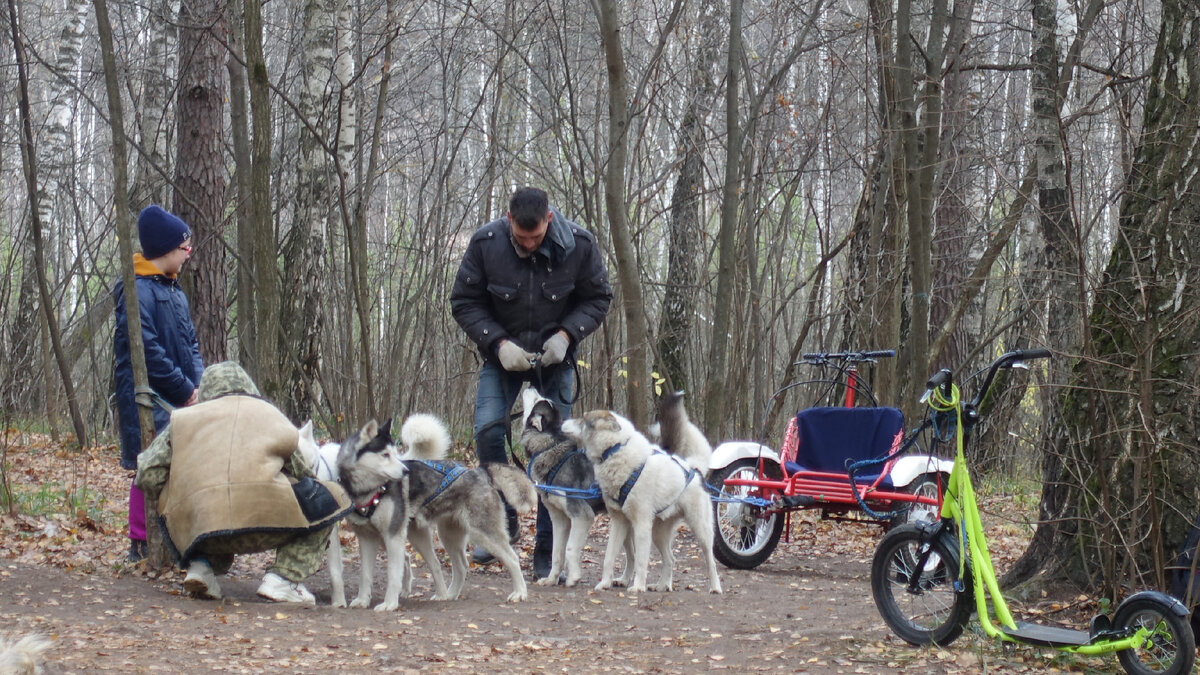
[0,442,1137,673]
[2,518,975,674]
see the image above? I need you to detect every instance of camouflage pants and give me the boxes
[191,525,331,582]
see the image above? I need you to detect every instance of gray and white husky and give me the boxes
[297,421,358,607]
[561,392,722,594]
[336,414,537,609]
[521,389,631,588]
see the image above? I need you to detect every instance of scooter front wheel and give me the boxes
[1113,592,1195,675]
[871,522,972,646]
[709,459,785,569]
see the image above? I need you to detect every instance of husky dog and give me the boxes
[337,414,537,609]
[296,420,370,608]
[521,389,632,587]
[0,633,51,675]
[561,393,722,594]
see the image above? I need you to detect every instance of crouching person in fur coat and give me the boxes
[135,361,352,604]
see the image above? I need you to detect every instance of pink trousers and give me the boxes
[128,481,146,542]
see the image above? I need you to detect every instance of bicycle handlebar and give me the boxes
[799,349,896,364]
[922,348,1052,407]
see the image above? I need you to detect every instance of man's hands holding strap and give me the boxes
[498,340,539,372]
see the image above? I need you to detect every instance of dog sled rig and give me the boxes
[526,443,765,512]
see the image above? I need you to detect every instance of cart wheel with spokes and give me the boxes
[709,458,785,569]
[871,522,972,646]
[889,472,948,529]
[1113,592,1195,675]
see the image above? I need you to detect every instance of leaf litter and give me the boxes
[0,431,1134,672]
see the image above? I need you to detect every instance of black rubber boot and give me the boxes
[532,541,552,581]
[471,546,495,565]
[126,539,148,563]
[473,502,520,565]
[506,504,520,544]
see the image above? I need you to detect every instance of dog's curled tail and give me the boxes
[400,413,451,460]
[0,633,51,675]
[484,464,538,514]
[657,391,713,472]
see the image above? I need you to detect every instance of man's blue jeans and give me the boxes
[474,360,575,550]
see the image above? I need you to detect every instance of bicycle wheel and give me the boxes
[710,459,785,569]
[871,523,972,646]
[889,472,947,529]
[1114,594,1195,675]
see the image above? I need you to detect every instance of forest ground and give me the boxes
[0,432,1152,673]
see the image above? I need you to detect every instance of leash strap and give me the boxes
[535,482,603,500]
[134,385,175,412]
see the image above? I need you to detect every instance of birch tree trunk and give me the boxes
[35,0,89,235]
[132,0,179,207]
[7,0,87,447]
[1006,0,1200,594]
[286,0,352,420]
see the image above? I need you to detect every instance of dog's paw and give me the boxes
[564,576,580,588]
[331,597,347,608]
[629,584,648,594]
[535,576,557,587]
[506,590,528,602]
[373,600,400,612]
[593,580,612,591]
[652,582,673,592]
[349,596,371,609]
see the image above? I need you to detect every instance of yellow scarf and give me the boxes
[133,252,176,279]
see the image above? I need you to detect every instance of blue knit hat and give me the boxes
[137,205,192,259]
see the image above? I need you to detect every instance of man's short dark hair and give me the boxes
[509,187,550,230]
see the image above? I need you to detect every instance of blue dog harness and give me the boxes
[599,443,699,509]
[417,460,467,506]
[530,447,586,486]
[529,448,604,500]
[353,460,467,518]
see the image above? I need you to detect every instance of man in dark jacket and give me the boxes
[113,205,204,562]
[451,186,612,579]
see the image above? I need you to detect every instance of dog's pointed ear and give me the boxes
[379,417,393,440]
[596,411,620,432]
[359,419,379,440]
[299,419,314,440]
[530,412,546,433]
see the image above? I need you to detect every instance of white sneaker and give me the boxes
[183,560,222,600]
[257,572,316,605]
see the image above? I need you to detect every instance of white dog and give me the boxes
[0,633,51,675]
[561,394,722,594]
[297,421,377,608]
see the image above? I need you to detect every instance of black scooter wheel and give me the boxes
[1114,591,1195,675]
[871,522,972,646]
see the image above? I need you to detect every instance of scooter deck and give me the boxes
[1001,621,1091,647]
